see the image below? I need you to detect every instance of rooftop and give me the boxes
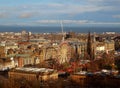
[10,67,56,74]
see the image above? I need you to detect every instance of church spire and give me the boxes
[87,32,93,60]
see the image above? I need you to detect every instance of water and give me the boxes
[0,26,119,33]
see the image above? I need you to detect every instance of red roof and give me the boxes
[18,42,30,45]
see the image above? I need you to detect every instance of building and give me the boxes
[96,43,105,51]
[16,54,35,67]
[0,46,5,58]
[105,40,115,51]
[9,67,58,81]
[68,41,86,59]
[114,36,120,50]
[0,57,15,71]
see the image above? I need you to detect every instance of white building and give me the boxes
[96,46,105,51]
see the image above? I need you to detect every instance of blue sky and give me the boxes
[0,0,120,27]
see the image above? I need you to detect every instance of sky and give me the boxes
[0,0,120,27]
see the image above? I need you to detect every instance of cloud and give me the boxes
[1,19,120,26]
[1,2,115,18]
[113,15,120,18]
[87,0,120,4]
[36,20,59,24]
[87,22,120,25]
[0,1,119,20]
[35,20,120,25]
[0,13,8,18]
[19,13,34,18]
[35,20,90,24]
[39,3,112,14]
[0,0,120,26]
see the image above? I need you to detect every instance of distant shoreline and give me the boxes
[0,26,120,33]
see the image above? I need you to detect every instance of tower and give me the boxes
[87,32,93,60]
[27,32,31,42]
[92,32,96,60]
[21,30,27,41]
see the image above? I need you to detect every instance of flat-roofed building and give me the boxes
[9,67,58,81]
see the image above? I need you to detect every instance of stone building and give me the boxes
[104,40,115,51]
[16,54,35,67]
[0,46,5,58]
[37,39,87,64]
[9,67,58,81]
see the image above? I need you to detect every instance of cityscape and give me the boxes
[0,0,120,88]
[0,30,120,88]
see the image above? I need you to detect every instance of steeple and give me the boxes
[87,32,93,60]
